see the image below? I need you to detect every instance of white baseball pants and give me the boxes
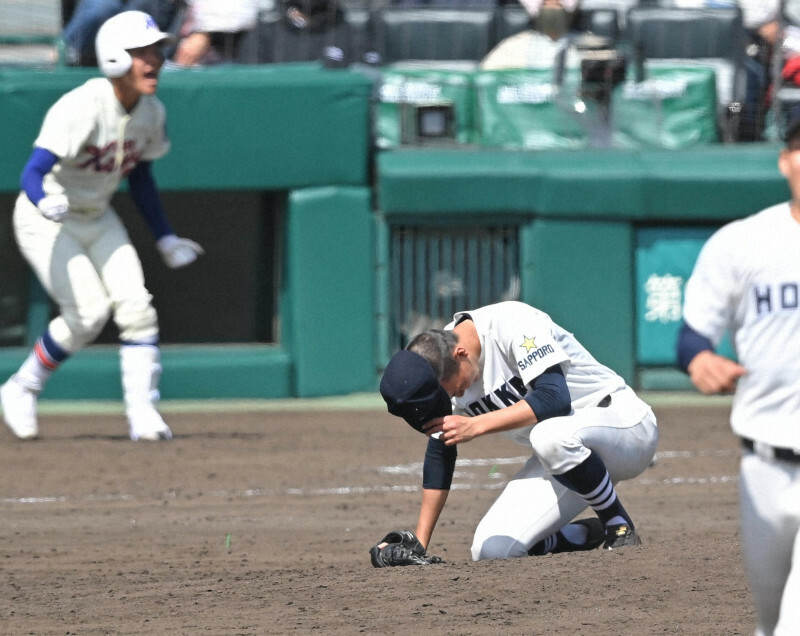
[471,386,659,560]
[739,452,800,636]
[13,193,158,352]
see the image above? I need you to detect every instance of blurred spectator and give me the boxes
[779,25,800,92]
[172,0,259,66]
[280,0,343,35]
[481,0,583,70]
[391,0,497,5]
[737,0,781,140]
[62,0,179,65]
[667,0,737,6]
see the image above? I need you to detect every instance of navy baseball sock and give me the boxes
[528,522,594,556]
[553,451,633,528]
[16,329,70,391]
[528,533,559,556]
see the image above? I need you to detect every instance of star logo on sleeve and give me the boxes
[521,335,536,352]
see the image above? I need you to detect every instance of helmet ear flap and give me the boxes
[97,46,132,78]
[96,18,133,78]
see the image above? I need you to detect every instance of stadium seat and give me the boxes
[577,8,620,43]
[494,4,531,42]
[0,0,66,69]
[236,7,373,65]
[578,0,639,29]
[371,7,497,64]
[494,5,620,44]
[623,6,747,141]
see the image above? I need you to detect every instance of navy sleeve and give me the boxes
[127,161,174,240]
[676,321,714,373]
[523,364,571,421]
[20,147,58,206]
[422,436,457,490]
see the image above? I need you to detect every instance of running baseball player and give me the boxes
[373,300,659,564]
[677,114,800,634]
[0,11,203,441]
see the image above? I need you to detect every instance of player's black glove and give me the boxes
[369,530,444,567]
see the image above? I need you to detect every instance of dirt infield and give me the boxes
[0,397,754,635]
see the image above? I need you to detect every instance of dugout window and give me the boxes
[101,190,284,345]
[0,190,284,347]
[389,225,520,351]
[0,195,28,347]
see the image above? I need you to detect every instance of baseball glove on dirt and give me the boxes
[369,530,444,568]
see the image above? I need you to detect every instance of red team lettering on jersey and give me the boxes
[79,140,142,175]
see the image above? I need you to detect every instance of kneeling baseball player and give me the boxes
[370,300,658,565]
[0,11,203,441]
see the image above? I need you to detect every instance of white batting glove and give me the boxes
[156,234,205,269]
[37,194,69,222]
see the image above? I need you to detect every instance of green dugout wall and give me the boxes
[0,65,792,399]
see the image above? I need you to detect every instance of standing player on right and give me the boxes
[677,114,800,635]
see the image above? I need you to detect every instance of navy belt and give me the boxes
[741,438,800,464]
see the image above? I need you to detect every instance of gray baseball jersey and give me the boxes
[682,201,800,633]
[683,202,800,450]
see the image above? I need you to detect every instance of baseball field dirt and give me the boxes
[0,394,754,635]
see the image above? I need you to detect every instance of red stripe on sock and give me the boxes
[34,341,59,370]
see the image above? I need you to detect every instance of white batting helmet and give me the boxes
[95,11,174,78]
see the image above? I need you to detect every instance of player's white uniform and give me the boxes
[443,301,659,561]
[13,77,169,352]
[683,202,800,636]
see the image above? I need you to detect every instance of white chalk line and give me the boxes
[0,449,739,506]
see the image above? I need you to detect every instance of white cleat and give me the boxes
[127,406,173,441]
[0,377,40,440]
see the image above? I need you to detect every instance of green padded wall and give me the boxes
[377,146,788,219]
[0,345,293,400]
[284,186,375,397]
[0,64,372,193]
[523,218,636,383]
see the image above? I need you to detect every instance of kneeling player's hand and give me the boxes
[157,234,205,269]
[38,194,69,222]
[369,530,444,568]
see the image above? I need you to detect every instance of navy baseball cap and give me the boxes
[379,350,453,433]
[785,105,800,145]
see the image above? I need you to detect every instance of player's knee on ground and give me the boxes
[60,300,113,349]
[114,300,158,343]
[471,534,529,561]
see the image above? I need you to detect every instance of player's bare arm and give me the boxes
[415,488,450,548]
